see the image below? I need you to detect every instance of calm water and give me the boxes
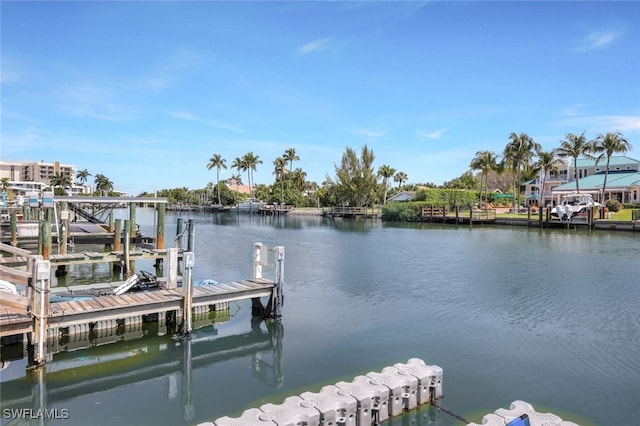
[1,209,639,426]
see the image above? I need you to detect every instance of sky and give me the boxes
[2,1,639,196]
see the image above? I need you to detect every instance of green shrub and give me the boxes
[382,202,421,221]
[605,199,622,212]
[414,188,477,206]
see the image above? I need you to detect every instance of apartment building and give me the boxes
[0,160,90,197]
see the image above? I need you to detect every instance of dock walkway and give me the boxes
[0,279,274,337]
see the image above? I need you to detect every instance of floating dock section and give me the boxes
[200,358,443,426]
[466,400,579,426]
[200,359,580,426]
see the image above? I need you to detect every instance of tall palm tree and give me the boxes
[76,169,91,185]
[556,131,594,194]
[94,174,113,196]
[469,150,498,207]
[206,153,227,205]
[242,152,262,197]
[273,157,287,204]
[378,164,396,204]
[377,164,396,204]
[592,132,632,202]
[282,147,300,173]
[533,149,562,207]
[393,171,408,189]
[502,132,540,209]
[50,173,72,195]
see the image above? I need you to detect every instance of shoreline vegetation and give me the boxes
[233,205,639,227]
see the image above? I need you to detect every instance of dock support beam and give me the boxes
[129,203,137,239]
[253,242,264,279]
[124,220,131,275]
[32,259,51,366]
[181,251,195,336]
[187,219,195,252]
[167,247,179,290]
[269,246,285,319]
[10,210,18,246]
[156,203,165,250]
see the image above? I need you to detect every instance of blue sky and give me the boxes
[2,1,639,196]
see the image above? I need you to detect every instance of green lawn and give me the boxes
[610,209,633,221]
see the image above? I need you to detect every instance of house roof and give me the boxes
[552,170,640,192]
[575,155,640,168]
[387,191,416,202]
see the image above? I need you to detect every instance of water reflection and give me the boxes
[1,315,284,425]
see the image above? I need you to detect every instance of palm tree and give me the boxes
[282,148,300,173]
[76,169,91,185]
[393,171,408,189]
[206,153,227,205]
[273,157,287,204]
[533,149,563,208]
[206,181,216,202]
[242,152,262,197]
[556,131,594,194]
[50,173,72,195]
[502,132,541,209]
[377,164,396,204]
[592,132,632,202]
[290,168,307,190]
[94,174,114,196]
[469,150,498,207]
[228,174,243,192]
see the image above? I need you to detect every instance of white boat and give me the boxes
[231,198,265,213]
[551,193,601,220]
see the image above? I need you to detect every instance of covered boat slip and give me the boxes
[0,195,168,247]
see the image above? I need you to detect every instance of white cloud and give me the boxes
[417,128,447,139]
[58,82,137,121]
[170,111,245,133]
[551,113,640,133]
[299,37,333,55]
[576,30,622,52]
[0,68,20,84]
[147,49,206,90]
[356,128,385,141]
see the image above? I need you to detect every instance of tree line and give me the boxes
[39,130,632,207]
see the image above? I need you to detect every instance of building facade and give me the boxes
[524,156,640,206]
[0,160,91,198]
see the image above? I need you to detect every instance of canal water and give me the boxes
[1,209,639,425]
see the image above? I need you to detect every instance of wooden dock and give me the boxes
[0,279,274,337]
[257,204,295,215]
[324,206,381,218]
[0,242,285,367]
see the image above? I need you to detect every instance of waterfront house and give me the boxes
[524,155,640,206]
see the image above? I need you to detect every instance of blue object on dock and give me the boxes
[507,414,531,426]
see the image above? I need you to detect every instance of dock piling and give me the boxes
[32,259,52,366]
[124,220,131,275]
[182,251,195,335]
[156,203,165,250]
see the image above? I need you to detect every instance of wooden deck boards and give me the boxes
[0,279,274,337]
